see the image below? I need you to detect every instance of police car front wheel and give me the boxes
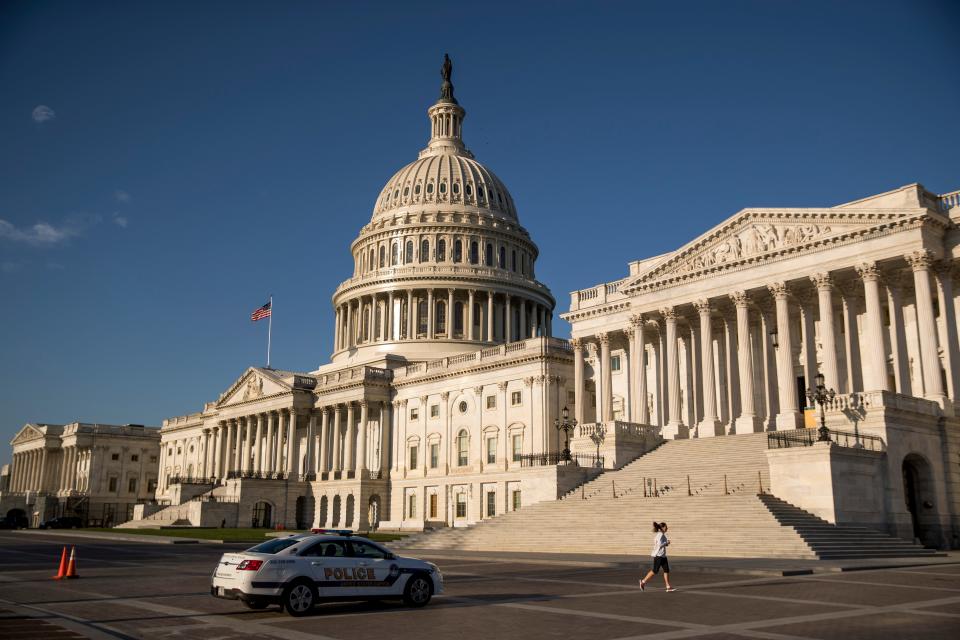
[403,575,433,607]
[282,579,316,616]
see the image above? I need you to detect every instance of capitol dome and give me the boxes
[330,55,555,364]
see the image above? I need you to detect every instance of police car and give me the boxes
[210,529,443,616]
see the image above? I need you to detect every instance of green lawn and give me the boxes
[86,528,406,544]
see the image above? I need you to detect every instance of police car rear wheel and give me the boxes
[403,575,432,607]
[282,580,316,616]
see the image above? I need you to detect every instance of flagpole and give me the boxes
[267,294,273,368]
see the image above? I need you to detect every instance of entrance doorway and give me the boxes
[252,501,272,528]
[902,454,938,546]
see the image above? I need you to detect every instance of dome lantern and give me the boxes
[423,54,470,158]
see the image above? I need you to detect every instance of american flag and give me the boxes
[251,301,272,322]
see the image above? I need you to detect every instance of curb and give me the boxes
[11,529,218,545]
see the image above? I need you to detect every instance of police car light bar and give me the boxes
[310,528,354,536]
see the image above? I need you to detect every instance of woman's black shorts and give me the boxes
[652,556,670,574]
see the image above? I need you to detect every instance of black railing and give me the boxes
[167,476,220,485]
[189,494,240,503]
[767,428,885,452]
[518,452,604,468]
[225,470,289,480]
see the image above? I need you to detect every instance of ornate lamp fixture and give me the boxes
[554,406,577,463]
[805,372,837,442]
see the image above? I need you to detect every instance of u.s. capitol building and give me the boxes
[115,58,959,549]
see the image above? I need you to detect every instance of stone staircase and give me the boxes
[394,434,935,559]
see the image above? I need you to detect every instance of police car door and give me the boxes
[348,540,397,596]
[300,539,357,598]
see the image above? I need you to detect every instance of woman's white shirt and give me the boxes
[651,531,669,557]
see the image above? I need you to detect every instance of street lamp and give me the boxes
[554,406,577,463]
[805,372,836,442]
[589,424,605,468]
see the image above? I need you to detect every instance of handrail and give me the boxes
[767,428,885,451]
[517,452,603,468]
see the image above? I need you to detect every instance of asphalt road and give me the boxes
[2,531,960,639]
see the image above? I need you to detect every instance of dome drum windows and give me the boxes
[439,182,447,195]
[405,240,414,263]
[485,243,494,267]
[436,238,446,262]
[499,246,506,269]
[426,183,434,194]
[420,239,430,263]
[378,245,385,268]
[469,241,479,265]
[453,239,463,263]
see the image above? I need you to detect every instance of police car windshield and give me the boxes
[247,537,302,554]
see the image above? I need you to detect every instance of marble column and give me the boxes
[769,282,802,429]
[936,263,960,402]
[487,291,495,341]
[855,262,891,391]
[840,286,863,393]
[333,405,343,472]
[319,408,330,473]
[519,299,527,339]
[572,338,586,424]
[406,290,414,339]
[286,409,298,476]
[694,300,721,436]
[345,402,356,473]
[305,412,316,477]
[811,273,841,392]
[427,290,435,339]
[599,333,613,422]
[799,296,818,398]
[505,296,512,342]
[447,289,454,337]
[387,291,395,341]
[887,276,912,396]
[242,416,254,473]
[907,250,947,404]
[358,401,369,473]
[468,289,476,340]
[346,301,353,348]
[633,316,649,424]
[265,412,276,474]
[662,307,688,438]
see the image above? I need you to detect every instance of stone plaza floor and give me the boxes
[1,531,959,639]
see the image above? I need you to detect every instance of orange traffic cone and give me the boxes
[64,546,79,579]
[53,546,68,579]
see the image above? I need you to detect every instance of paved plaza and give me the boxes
[1,532,959,639]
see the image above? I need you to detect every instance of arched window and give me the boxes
[465,183,473,197]
[452,182,460,194]
[436,301,446,334]
[498,246,506,269]
[512,250,517,272]
[378,245,385,268]
[521,253,527,275]
[426,183,434,194]
[415,184,421,195]
[485,243,494,267]
[439,182,447,194]
[454,302,464,335]
[457,430,469,466]
[453,240,463,263]
[374,304,382,340]
[417,300,428,335]
[391,243,399,265]
[469,241,479,265]
[437,239,446,262]
[420,239,430,263]
[403,186,409,196]
[369,248,375,272]
[405,240,414,263]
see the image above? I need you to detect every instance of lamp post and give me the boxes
[805,372,836,442]
[589,424,605,468]
[554,406,577,463]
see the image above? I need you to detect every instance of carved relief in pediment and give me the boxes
[677,222,836,275]
[243,375,263,400]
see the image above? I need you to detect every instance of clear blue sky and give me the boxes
[1,0,958,464]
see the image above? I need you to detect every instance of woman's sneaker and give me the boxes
[666,587,677,592]
[638,580,645,591]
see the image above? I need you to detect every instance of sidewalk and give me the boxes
[404,547,960,576]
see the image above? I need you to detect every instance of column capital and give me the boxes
[693,299,712,315]
[624,324,636,340]
[358,400,368,409]
[473,385,484,396]
[767,281,789,299]
[855,261,882,282]
[497,381,508,392]
[810,272,833,290]
[391,399,402,408]
[659,306,676,321]
[628,313,645,327]
[730,290,750,307]
[440,391,450,401]
[597,331,610,346]
[523,376,534,387]
[570,337,584,351]
[906,249,935,271]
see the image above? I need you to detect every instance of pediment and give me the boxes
[623,209,921,291]
[217,368,291,407]
[11,424,45,445]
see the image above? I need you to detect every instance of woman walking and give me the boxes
[639,522,676,592]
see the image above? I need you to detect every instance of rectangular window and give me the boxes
[409,445,418,469]
[131,454,139,462]
[108,477,118,492]
[486,437,496,464]
[149,456,158,463]
[410,407,419,420]
[486,395,496,409]
[430,404,439,418]
[568,390,576,405]
[511,391,522,406]
[408,494,417,519]
[611,355,621,372]
[512,490,522,511]
[486,491,496,517]
[147,479,157,493]
[456,494,467,518]
[128,478,137,493]
[111,453,119,461]
[430,443,439,469]
[429,494,438,519]
[512,434,522,461]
